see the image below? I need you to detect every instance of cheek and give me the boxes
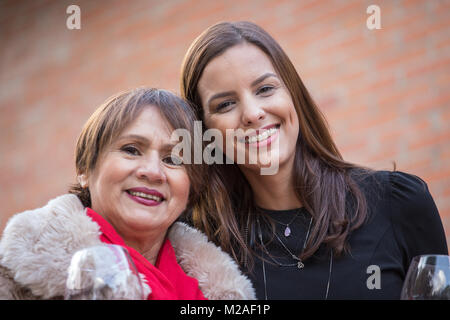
[271,91,294,114]
[97,160,130,188]
[272,94,298,130]
[168,170,190,207]
[205,113,241,157]
[89,158,131,199]
[286,105,299,133]
[204,108,242,132]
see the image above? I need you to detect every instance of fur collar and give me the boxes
[0,194,255,300]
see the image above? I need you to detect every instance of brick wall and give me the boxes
[1,0,449,248]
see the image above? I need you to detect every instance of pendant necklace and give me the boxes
[272,209,302,237]
[257,216,312,269]
[257,216,333,300]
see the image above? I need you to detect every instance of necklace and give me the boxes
[271,209,302,237]
[257,217,312,269]
[256,217,312,269]
[257,217,333,300]
[273,217,312,268]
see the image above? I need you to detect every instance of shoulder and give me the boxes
[0,264,17,299]
[387,170,431,203]
[374,170,436,219]
[1,194,89,242]
[168,222,256,300]
[351,169,447,262]
[376,170,440,228]
[350,169,433,212]
[0,264,36,299]
[385,170,444,234]
[0,194,102,299]
[1,194,100,261]
[366,171,447,258]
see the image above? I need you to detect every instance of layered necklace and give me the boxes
[256,213,333,300]
[257,215,312,269]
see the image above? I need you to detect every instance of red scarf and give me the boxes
[86,208,206,300]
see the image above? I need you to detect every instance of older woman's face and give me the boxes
[197,43,299,173]
[87,106,190,241]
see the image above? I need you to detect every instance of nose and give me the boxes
[241,96,266,127]
[136,153,167,184]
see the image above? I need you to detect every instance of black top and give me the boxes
[243,171,448,300]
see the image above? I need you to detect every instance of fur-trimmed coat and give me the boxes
[0,194,255,300]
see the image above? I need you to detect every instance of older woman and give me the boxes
[180,21,448,299]
[0,88,255,300]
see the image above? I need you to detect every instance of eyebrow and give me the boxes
[251,72,278,87]
[117,134,148,144]
[207,91,234,107]
[117,134,177,151]
[206,72,278,106]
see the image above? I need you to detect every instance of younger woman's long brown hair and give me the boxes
[180,21,370,267]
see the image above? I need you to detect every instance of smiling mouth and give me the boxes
[242,124,280,144]
[126,190,163,202]
[125,188,165,207]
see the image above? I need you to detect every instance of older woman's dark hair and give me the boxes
[69,87,205,211]
[180,21,371,267]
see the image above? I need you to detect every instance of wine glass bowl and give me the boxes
[401,255,450,300]
[65,244,145,300]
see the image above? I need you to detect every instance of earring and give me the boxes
[77,174,87,188]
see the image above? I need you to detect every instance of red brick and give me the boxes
[378,83,430,107]
[376,47,427,70]
[365,144,401,164]
[0,0,448,243]
[409,131,450,151]
[408,92,450,115]
[406,56,450,78]
[351,73,397,100]
[404,19,450,42]
[402,156,433,174]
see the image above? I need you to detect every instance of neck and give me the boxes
[123,231,166,265]
[88,207,166,265]
[240,157,302,210]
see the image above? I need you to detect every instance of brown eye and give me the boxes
[121,145,141,156]
[256,85,275,95]
[216,100,235,112]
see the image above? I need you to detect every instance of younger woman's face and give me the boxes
[197,42,299,174]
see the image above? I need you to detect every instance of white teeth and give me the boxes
[128,191,162,202]
[247,127,278,144]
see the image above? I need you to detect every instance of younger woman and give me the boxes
[180,21,448,299]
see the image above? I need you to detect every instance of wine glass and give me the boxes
[401,254,450,300]
[65,244,145,300]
